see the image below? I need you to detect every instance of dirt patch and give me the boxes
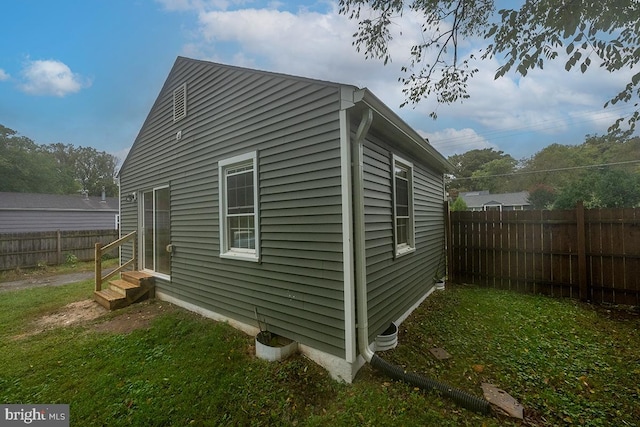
[12,299,108,340]
[37,299,108,329]
[13,299,175,340]
[93,301,176,334]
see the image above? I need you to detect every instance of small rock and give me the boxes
[429,347,451,360]
[481,383,524,419]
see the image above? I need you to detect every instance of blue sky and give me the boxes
[1,0,637,166]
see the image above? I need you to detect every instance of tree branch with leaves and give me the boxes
[339,0,640,133]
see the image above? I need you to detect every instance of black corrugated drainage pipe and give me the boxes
[370,354,491,414]
[350,104,491,415]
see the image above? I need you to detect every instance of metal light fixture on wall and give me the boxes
[124,192,137,203]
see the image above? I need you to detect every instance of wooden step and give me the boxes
[94,271,155,311]
[121,271,154,286]
[94,288,128,310]
[108,279,139,296]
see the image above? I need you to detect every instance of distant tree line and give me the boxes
[0,124,119,197]
[448,134,640,209]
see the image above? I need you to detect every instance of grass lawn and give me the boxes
[1,280,638,426]
[0,258,119,283]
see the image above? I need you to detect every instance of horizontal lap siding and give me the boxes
[259,120,345,354]
[119,58,346,357]
[362,138,445,341]
[0,210,117,233]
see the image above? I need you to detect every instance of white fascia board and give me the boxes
[352,89,453,173]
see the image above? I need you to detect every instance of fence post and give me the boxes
[57,230,62,265]
[445,201,454,283]
[95,242,102,292]
[576,201,588,301]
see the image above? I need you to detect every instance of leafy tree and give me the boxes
[470,157,518,193]
[75,146,119,197]
[40,142,78,192]
[44,144,119,197]
[0,125,119,196]
[582,134,640,165]
[445,133,640,208]
[528,184,556,210]
[448,148,508,178]
[595,169,640,207]
[515,134,640,205]
[447,148,515,193]
[0,126,78,194]
[518,143,589,191]
[554,168,640,209]
[553,177,594,210]
[339,0,640,134]
[450,195,468,211]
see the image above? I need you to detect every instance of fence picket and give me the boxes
[449,206,640,306]
[0,229,118,271]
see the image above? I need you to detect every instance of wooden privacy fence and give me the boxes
[447,203,640,306]
[0,229,119,271]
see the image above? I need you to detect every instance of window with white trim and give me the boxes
[219,152,259,261]
[393,155,415,256]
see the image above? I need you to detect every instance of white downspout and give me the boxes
[353,108,374,362]
[345,102,492,415]
[339,109,356,363]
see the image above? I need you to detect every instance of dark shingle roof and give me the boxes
[0,192,119,211]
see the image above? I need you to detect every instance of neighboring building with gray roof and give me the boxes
[459,191,531,211]
[0,192,119,232]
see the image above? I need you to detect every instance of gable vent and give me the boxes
[173,83,187,122]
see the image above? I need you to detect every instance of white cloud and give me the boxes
[183,4,621,126]
[401,47,640,145]
[112,145,132,170]
[0,69,9,81]
[188,4,428,109]
[421,128,496,157]
[19,59,91,97]
[195,8,354,68]
[159,1,637,157]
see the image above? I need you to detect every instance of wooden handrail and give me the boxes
[95,230,137,292]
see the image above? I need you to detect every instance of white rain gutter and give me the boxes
[343,92,491,415]
[352,107,374,362]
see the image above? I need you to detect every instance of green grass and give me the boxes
[0,258,118,283]
[1,281,638,426]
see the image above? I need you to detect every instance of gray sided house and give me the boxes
[459,191,531,211]
[118,57,451,381]
[0,192,119,233]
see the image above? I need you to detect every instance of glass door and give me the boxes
[142,187,171,276]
